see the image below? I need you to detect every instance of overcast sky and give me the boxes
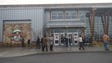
[0,0,112,5]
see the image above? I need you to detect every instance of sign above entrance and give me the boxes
[46,21,86,28]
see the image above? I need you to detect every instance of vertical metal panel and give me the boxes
[0,10,3,42]
[0,19,3,42]
[31,8,44,41]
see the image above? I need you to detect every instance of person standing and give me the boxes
[21,37,25,48]
[36,37,40,49]
[78,35,84,50]
[89,36,93,47]
[27,39,31,48]
[68,36,72,46]
[61,36,64,45]
[41,37,44,51]
[49,35,54,51]
[103,34,110,50]
[65,37,69,47]
[42,35,48,51]
[63,36,68,47]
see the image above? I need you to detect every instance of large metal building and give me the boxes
[0,3,112,46]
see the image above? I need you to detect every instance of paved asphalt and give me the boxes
[0,52,112,63]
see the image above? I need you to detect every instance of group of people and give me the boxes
[61,36,72,47]
[59,33,111,51]
[41,35,54,51]
[20,37,31,48]
[21,35,85,51]
[20,33,111,51]
[20,35,54,52]
[77,34,111,51]
[60,35,85,50]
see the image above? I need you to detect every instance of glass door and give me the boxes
[73,32,79,46]
[67,33,73,46]
[60,33,65,45]
[53,33,60,46]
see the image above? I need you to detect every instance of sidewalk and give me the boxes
[0,46,112,58]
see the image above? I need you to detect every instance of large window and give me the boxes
[109,16,112,42]
[79,11,88,21]
[94,16,104,41]
[51,11,64,19]
[47,9,89,21]
[65,10,77,19]
[50,10,78,20]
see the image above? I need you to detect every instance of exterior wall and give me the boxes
[0,10,3,42]
[0,19,3,42]
[0,4,112,43]
[109,16,112,39]
[0,8,44,41]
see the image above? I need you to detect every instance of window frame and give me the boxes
[51,11,64,20]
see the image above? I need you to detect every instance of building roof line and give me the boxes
[0,3,112,8]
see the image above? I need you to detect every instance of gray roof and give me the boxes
[0,3,112,8]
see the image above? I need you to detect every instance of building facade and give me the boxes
[0,3,112,46]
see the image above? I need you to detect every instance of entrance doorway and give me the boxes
[53,32,79,46]
[53,33,60,46]
[60,33,65,45]
[67,33,73,46]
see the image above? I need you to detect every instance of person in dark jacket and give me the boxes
[41,37,44,51]
[27,39,31,48]
[36,37,40,49]
[21,37,25,48]
[61,36,64,45]
[63,37,68,47]
[89,36,93,47]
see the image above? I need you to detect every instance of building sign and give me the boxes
[12,29,22,41]
[8,29,22,42]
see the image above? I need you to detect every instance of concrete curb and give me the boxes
[0,47,112,58]
[15,50,112,58]
[1,50,112,58]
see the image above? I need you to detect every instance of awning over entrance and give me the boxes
[45,21,86,28]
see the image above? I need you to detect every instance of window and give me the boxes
[51,11,64,19]
[79,11,86,18]
[65,10,77,19]
[49,10,88,20]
